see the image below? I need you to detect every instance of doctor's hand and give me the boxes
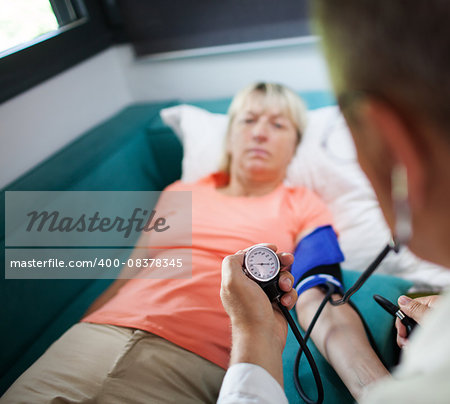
[396,294,440,348]
[220,244,296,387]
[221,244,296,345]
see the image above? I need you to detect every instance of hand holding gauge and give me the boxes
[220,243,296,332]
[239,244,325,403]
[220,245,300,394]
[224,239,401,404]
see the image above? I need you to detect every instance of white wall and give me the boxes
[0,47,132,188]
[0,40,331,188]
[117,39,331,102]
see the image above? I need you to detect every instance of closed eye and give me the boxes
[272,122,285,129]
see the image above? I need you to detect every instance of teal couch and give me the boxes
[0,91,412,402]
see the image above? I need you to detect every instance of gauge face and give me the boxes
[244,246,280,282]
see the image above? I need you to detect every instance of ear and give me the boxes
[362,100,427,211]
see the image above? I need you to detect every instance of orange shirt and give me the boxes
[82,173,333,369]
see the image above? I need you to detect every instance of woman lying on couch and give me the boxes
[1,83,388,404]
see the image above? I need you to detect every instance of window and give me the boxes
[0,0,88,57]
[0,0,112,104]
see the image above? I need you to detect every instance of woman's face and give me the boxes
[227,97,299,182]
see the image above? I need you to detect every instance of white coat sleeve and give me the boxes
[217,363,289,404]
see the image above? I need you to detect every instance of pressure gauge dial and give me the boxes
[243,245,280,283]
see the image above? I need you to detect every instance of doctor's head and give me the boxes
[313,0,450,266]
[221,82,307,185]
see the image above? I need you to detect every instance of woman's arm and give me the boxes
[296,288,389,401]
[293,223,387,400]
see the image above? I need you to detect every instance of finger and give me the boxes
[221,252,246,287]
[413,294,439,308]
[228,250,246,267]
[397,334,408,349]
[278,252,294,269]
[279,271,294,292]
[398,295,428,323]
[395,318,408,339]
[280,289,298,311]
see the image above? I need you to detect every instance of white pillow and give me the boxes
[160,105,229,183]
[160,104,450,290]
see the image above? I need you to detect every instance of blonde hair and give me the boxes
[219,82,307,174]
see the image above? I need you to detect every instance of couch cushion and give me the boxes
[0,278,114,395]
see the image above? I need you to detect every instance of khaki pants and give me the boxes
[1,323,225,404]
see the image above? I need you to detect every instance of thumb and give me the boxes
[398,296,428,323]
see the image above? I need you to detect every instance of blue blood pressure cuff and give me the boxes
[292,225,345,295]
